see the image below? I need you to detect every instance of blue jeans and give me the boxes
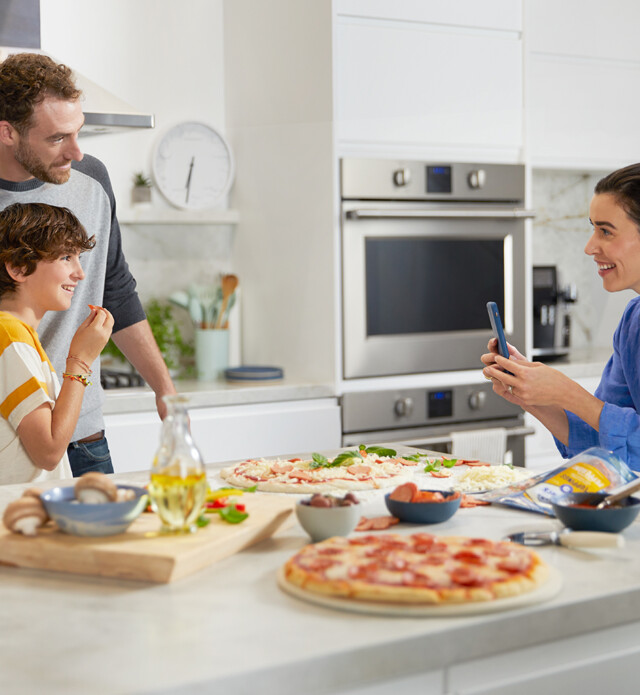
[68,433,114,477]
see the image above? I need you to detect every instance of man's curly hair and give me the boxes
[0,53,81,133]
[0,203,95,297]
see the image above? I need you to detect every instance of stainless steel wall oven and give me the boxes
[341,159,531,379]
[339,159,534,465]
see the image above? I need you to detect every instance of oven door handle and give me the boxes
[346,209,536,220]
[403,426,535,448]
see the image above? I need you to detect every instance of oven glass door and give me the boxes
[342,203,526,379]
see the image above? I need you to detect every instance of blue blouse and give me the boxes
[555,295,640,472]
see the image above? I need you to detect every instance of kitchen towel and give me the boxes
[451,427,507,464]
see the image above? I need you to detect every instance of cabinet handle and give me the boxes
[346,209,536,220]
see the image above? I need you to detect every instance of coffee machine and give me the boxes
[532,266,577,360]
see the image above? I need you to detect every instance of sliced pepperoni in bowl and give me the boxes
[385,486,461,525]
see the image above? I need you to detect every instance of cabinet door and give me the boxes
[334,16,522,158]
[525,0,640,168]
[105,398,341,473]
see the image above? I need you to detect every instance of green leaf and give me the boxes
[218,505,249,524]
[402,454,424,462]
[309,452,329,469]
[328,450,364,468]
[196,513,211,527]
[364,446,397,457]
[244,485,258,492]
[424,461,441,473]
[441,458,458,468]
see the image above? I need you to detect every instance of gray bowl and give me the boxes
[41,485,148,537]
[551,492,640,533]
[295,501,361,542]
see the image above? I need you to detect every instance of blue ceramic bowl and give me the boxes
[551,492,640,533]
[384,490,461,524]
[41,485,148,537]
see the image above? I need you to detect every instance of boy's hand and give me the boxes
[68,305,114,366]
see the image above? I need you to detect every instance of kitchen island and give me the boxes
[1,465,640,695]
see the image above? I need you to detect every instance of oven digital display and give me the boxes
[428,390,452,418]
[426,165,452,194]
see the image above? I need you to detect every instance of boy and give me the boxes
[0,202,113,484]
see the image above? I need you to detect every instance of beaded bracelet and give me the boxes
[66,355,92,374]
[62,372,92,387]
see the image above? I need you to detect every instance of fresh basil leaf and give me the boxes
[309,452,330,469]
[245,485,258,492]
[364,446,397,457]
[401,454,423,462]
[441,458,458,468]
[218,505,249,524]
[424,461,441,473]
[196,514,211,527]
[329,450,364,467]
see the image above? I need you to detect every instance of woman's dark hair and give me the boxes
[595,163,640,230]
[0,203,95,297]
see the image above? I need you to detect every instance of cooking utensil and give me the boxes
[219,290,236,329]
[215,274,238,328]
[506,529,624,548]
[597,477,640,509]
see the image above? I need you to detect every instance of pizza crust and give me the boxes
[220,455,418,494]
[283,534,549,605]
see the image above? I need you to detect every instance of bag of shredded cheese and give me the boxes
[473,447,638,515]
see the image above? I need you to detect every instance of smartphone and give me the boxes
[486,301,512,370]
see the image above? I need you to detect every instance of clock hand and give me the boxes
[185,156,195,204]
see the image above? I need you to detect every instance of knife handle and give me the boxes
[559,531,625,549]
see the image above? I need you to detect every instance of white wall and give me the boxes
[39,0,226,208]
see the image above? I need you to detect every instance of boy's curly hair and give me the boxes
[0,53,81,133]
[0,203,95,297]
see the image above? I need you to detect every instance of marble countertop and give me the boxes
[1,461,640,695]
[102,378,337,414]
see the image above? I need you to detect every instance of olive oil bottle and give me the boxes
[149,395,207,532]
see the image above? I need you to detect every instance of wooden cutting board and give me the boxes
[0,494,294,583]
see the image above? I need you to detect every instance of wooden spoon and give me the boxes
[215,274,239,328]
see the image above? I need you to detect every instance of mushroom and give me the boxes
[74,471,118,504]
[2,497,49,536]
[115,487,135,502]
[21,487,44,499]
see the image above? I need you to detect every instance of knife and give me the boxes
[506,530,624,548]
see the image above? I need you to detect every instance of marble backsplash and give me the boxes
[531,169,635,352]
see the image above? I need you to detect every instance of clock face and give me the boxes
[152,122,234,210]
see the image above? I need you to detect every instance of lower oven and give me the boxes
[341,158,533,379]
[341,382,532,467]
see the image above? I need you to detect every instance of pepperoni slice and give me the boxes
[389,482,419,502]
[370,515,400,530]
[497,554,533,573]
[429,471,451,478]
[453,549,485,565]
[355,517,374,532]
[460,495,491,508]
[450,566,484,587]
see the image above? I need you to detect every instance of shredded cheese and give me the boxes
[451,465,531,493]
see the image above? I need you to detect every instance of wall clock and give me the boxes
[152,121,235,210]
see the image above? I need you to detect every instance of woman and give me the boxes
[482,163,640,472]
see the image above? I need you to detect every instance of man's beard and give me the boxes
[14,139,71,185]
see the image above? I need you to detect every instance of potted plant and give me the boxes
[131,171,153,205]
[101,299,194,377]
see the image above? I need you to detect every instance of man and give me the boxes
[0,53,176,476]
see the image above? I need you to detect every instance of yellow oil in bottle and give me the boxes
[149,469,207,533]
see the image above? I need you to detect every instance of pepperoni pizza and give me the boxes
[283,533,549,604]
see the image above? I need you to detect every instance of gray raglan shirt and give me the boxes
[0,154,146,440]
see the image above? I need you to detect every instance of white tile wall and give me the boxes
[531,169,635,350]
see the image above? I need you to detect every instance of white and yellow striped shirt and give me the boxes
[0,312,72,484]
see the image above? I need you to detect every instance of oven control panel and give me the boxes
[341,382,520,434]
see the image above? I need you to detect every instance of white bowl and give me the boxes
[295,501,361,542]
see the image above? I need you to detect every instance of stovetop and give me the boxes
[100,369,146,389]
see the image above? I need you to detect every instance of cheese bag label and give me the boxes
[474,447,637,516]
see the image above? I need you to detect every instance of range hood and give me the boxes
[0,1,154,135]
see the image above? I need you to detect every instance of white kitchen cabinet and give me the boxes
[104,398,341,474]
[334,2,523,159]
[525,0,640,169]
[448,620,640,695]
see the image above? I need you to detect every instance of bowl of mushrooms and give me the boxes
[39,473,148,537]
